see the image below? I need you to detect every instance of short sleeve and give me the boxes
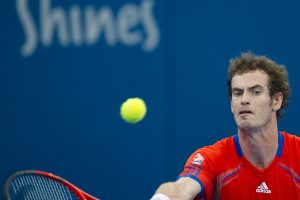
[178,139,228,200]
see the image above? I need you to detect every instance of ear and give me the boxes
[272,92,283,111]
[230,100,233,113]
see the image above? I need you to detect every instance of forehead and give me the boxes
[231,70,269,89]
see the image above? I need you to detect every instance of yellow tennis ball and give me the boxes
[120,98,147,124]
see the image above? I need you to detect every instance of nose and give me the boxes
[241,91,251,105]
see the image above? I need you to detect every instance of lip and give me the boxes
[239,110,253,115]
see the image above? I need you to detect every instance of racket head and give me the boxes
[4,170,98,200]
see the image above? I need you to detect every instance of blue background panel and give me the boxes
[1,0,300,199]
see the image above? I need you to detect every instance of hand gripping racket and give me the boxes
[3,170,99,200]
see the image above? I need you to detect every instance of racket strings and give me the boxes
[9,174,80,200]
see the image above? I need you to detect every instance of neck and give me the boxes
[238,125,279,169]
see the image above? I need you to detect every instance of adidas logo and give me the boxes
[256,182,271,194]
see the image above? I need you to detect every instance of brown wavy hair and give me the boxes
[227,52,291,120]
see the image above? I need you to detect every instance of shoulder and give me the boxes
[280,131,300,172]
[191,136,235,163]
[281,131,300,144]
[201,136,234,153]
[281,131,300,158]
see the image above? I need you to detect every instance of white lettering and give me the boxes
[256,188,271,193]
[117,3,142,46]
[141,0,160,51]
[16,0,38,57]
[85,6,116,46]
[41,0,68,47]
[16,0,160,57]
[70,6,82,46]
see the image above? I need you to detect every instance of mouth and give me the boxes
[239,110,253,115]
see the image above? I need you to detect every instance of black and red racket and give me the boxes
[3,170,99,200]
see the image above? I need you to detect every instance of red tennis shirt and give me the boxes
[179,131,300,200]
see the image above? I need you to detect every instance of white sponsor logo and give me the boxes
[256,182,271,194]
[192,153,204,165]
[16,0,160,57]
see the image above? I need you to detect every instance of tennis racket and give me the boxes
[4,170,99,200]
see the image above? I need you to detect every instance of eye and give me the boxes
[232,90,242,97]
[252,89,262,95]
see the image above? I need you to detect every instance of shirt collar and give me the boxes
[233,131,284,158]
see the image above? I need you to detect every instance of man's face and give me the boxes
[230,70,280,130]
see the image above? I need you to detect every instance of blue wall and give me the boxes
[1,0,300,199]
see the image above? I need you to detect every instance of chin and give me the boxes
[238,121,254,130]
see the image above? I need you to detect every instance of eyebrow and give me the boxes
[232,84,264,91]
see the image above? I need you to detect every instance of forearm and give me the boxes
[151,179,200,200]
[155,182,185,199]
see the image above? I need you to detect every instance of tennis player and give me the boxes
[150,52,300,200]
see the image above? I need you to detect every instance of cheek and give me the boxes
[231,103,239,115]
[231,100,238,110]
[256,100,273,115]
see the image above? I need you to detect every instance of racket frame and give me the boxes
[4,170,98,200]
